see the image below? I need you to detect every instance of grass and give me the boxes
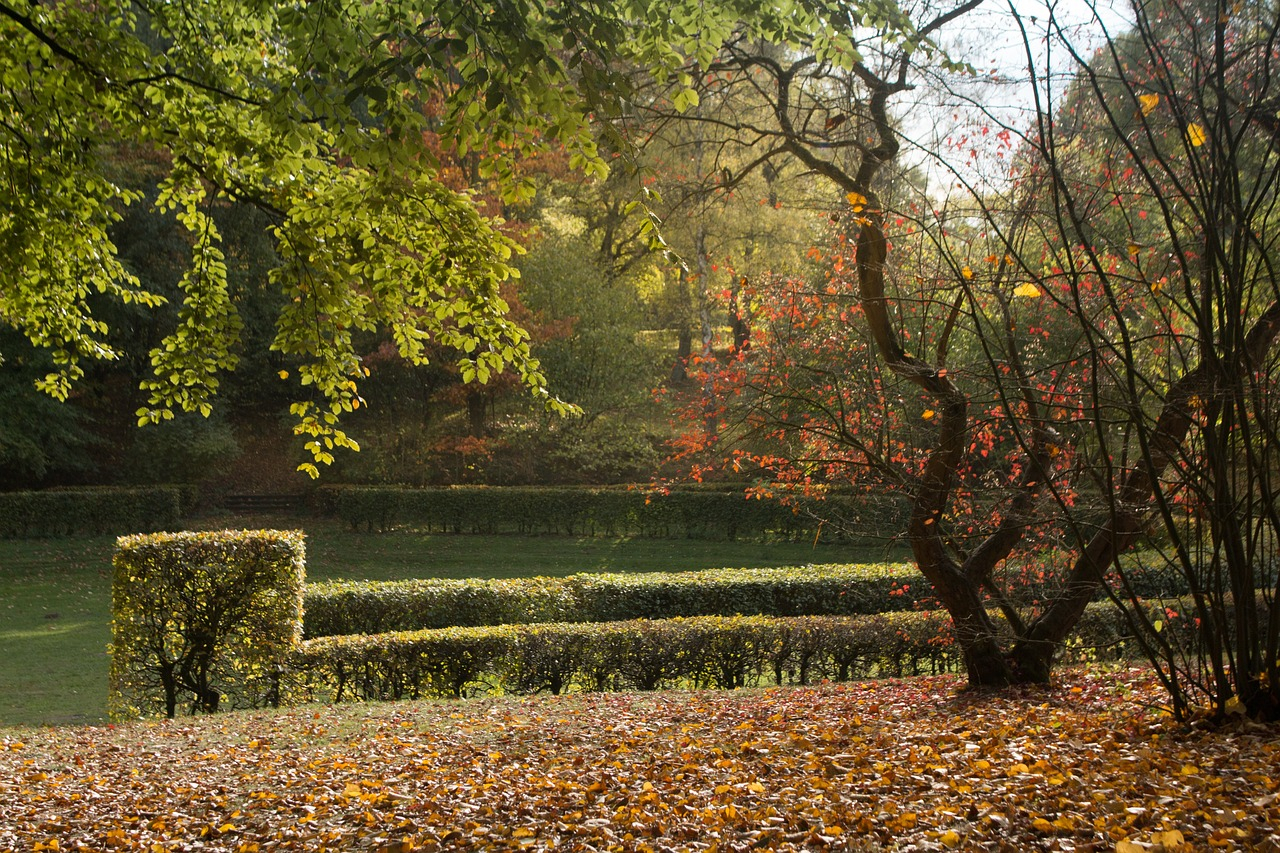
[0,514,900,727]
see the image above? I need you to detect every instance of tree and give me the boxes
[513,226,668,483]
[662,0,1280,715]
[0,331,100,487]
[1018,0,1280,719]
[646,0,1110,688]
[1,0,616,475]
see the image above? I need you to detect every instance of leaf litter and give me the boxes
[2,667,1278,851]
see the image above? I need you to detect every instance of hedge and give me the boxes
[301,563,929,638]
[288,604,1132,703]
[109,529,306,720]
[317,484,909,542]
[0,486,184,538]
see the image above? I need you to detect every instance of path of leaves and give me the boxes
[2,668,1278,852]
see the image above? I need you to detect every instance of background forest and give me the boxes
[0,108,812,492]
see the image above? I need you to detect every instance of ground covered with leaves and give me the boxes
[2,668,1278,852]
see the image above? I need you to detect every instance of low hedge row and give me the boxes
[0,486,185,539]
[288,605,1131,702]
[317,485,909,542]
[302,563,929,638]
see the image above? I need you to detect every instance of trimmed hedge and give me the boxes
[288,604,1132,702]
[301,563,929,638]
[0,486,184,538]
[109,529,306,720]
[318,484,909,542]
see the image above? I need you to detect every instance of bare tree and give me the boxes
[1017,0,1280,718]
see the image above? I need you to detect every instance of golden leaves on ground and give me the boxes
[2,668,1279,851]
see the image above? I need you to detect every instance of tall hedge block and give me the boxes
[109,529,306,720]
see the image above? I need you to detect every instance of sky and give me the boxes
[896,0,1137,194]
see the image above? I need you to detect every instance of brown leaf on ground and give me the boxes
[2,667,1279,851]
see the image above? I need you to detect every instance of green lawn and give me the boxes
[0,515,899,727]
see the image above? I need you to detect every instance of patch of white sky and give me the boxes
[893,0,1135,199]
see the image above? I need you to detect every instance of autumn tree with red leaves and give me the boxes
[660,0,1280,716]
[649,0,1111,690]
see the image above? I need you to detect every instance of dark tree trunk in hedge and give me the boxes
[160,662,179,720]
[466,389,487,438]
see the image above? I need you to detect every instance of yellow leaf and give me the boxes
[940,829,962,848]
[343,782,362,798]
[1128,242,1143,256]
[278,370,289,380]
[846,191,868,210]
[1154,829,1186,848]
[961,265,974,279]
[1187,123,1207,147]
[1116,842,1145,853]
[922,409,936,420]
[748,781,766,793]
[1033,817,1054,833]
[1139,93,1160,115]
[513,828,536,839]
[1013,282,1042,298]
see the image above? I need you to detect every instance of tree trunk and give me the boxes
[160,662,178,719]
[670,326,692,385]
[912,533,1016,687]
[1017,301,1280,676]
[467,388,487,437]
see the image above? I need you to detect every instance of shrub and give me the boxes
[109,529,306,720]
[288,604,1131,703]
[319,484,910,542]
[119,411,240,485]
[301,563,928,638]
[303,575,578,637]
[291,625,517,701]
[0,486,183,538]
